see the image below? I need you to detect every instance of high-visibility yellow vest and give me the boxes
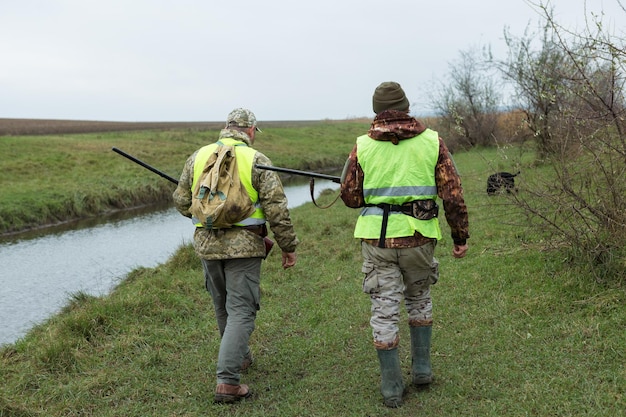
[354,129,442,240]
[191,138,265,228]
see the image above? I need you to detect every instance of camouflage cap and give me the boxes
[226,108,262,132]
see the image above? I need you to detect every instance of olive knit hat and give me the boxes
[372,81,410,114]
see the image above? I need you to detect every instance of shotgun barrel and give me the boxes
[254,164,341,184]
[112,147,179,185]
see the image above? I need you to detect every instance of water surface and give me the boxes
[0,179,340,345]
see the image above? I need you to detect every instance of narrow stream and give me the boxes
[0,179,340,346]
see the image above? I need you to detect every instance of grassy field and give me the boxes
[0,119,367,235]
[1,123,624,416]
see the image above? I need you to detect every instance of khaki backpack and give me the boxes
[189,144,256,228]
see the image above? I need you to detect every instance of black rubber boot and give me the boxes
[410,325,433,385]
[376,348,404,408]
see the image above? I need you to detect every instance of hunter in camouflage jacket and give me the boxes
[340,109,469,248]
[173,128,299,260]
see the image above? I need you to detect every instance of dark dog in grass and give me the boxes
[487,171,520,195]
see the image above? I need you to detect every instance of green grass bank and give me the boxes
[1,129,625,416]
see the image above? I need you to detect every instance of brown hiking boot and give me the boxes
[214,383,251,404]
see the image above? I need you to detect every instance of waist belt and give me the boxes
[201,224,267,237]
[242,224,267,237]
[365,200,439,248]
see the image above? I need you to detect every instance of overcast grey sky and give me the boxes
[1,0,624,122]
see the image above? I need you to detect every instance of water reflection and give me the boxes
[0,179,339,345]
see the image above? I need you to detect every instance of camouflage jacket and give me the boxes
[173,128,299,260]
[340,110,469,247]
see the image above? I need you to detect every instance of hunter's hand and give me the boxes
[282,252,297,269]
[453,244,468,259]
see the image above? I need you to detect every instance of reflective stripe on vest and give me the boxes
[354,129,442,240]
[191,138,266,228]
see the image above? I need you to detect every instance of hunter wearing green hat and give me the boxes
[340,81,470,407]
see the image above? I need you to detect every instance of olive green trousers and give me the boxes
[202,257,262,385]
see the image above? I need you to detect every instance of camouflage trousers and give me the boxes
[361,241,439,349]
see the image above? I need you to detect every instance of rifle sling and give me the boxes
[309,178,340,209]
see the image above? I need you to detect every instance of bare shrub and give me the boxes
[501,1,626,282]
[430,46,503,148]
[495,110,533,145]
